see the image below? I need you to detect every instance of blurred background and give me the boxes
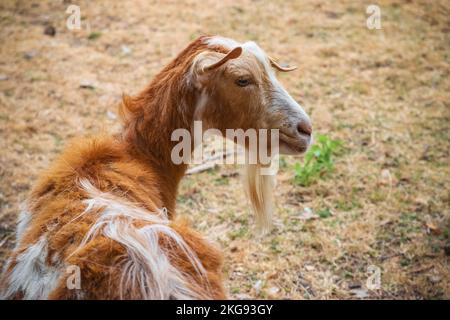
[0,0,448,299]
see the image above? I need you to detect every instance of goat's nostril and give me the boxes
[297,121,312,136]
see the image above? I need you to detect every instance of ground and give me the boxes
[0,0,448,299]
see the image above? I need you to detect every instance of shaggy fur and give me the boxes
[0,35,311,299]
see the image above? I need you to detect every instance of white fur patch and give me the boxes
[1,236,61,300]
[204,36,241,50]
[16,205,31,245]
[204,36,268,67]
[75,179,209,300]
[193,90,209,121]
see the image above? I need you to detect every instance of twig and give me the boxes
[409,265,434,274]
[204,150,237,162]
[379,252,403,262]
[186,162,217,175]
[0,234,14,247]
[186,150,242,175]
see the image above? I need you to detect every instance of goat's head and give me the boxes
[186,36,313,233]
[191,36,312,156]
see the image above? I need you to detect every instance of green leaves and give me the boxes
[294,134,342,186]
[317,208,332,219]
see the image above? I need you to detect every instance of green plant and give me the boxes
[317,208,332,219]
[228,226,248,240]
[294,134,342,186]
[88,32,102,40]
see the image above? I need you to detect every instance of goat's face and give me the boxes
[192,38,312,155]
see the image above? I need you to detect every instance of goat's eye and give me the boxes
[235,78,250,87]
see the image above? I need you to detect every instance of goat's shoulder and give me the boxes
[31,133,161,206]
[0,134,167,299]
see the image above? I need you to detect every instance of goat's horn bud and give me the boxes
[203,47,243,72]
[269,56,297,72]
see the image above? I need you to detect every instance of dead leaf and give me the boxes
[348,282,362,290]
[409,265,434,274]
[427,275,441,284]
[304,264,315,271]
[253,280,263,295]
[297,207,319,220]
[106,110,117,120]
[425,222,441,235]
[121,45,132,55]
[267,286,280,297]
[350,288,369,299]
[444,245,450,256]
[379,169,391,185]
[221,172,239,178]
[44,25,56,36]
[79,80,96,90]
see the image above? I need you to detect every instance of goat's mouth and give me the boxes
[279,131,311,155]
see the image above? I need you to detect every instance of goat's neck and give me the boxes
[122,74,199,213]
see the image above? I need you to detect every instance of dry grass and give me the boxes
[0,0,448,299]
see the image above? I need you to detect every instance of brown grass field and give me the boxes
[0,0,448,299]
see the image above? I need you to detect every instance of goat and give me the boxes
[0,36,312,299]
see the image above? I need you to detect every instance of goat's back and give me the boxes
[0,135,225,299]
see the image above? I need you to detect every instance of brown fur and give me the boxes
[1,35,310,299]
[1,37,227,299]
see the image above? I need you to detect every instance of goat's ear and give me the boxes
[269,56,297,72]
[201,47,242,72]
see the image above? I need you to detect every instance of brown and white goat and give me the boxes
[0,36,312,299]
